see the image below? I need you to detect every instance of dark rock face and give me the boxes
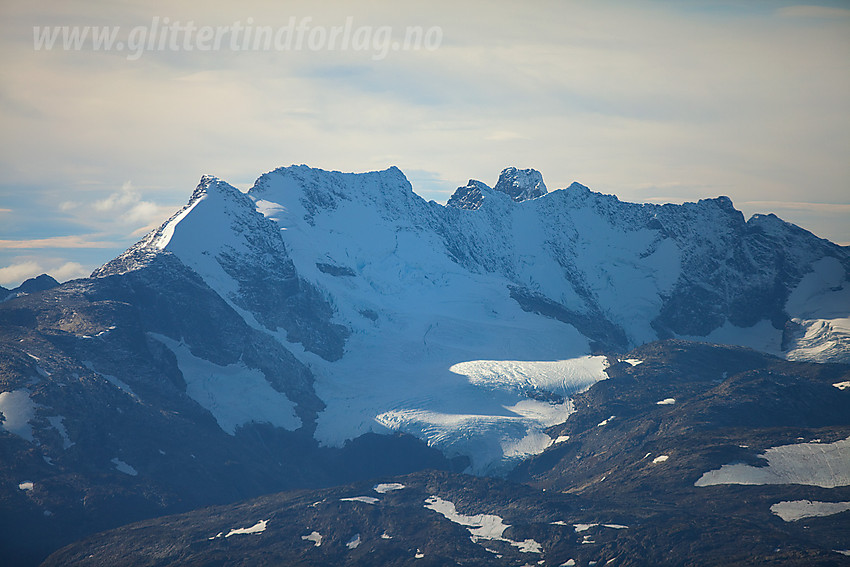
[494,167,548,202]
[446,180,490,210]
[1,274,60,302]
[41,341,850,567]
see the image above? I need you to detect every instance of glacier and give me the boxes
[93,164,850,474]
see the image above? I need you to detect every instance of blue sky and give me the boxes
[1,0,849,287]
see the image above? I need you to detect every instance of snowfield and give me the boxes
[424,495,542,553]
[696,437,850,488]
[150,333,301,435]
[770,500,850,522]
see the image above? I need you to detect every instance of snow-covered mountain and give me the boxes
[2,164,849,565]
[93,165,850,473]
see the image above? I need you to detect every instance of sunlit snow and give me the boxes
[374,483,405,494]
[340,496,379,505]
[424,495,542,553]
[696,436,850,488]
[225,519,268,537]
[656,398,675,405]
[301,531,322,546]
[770,500,850,522]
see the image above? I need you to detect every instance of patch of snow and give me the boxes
[43,510,52,517]
[149,333,301,434]
[695,436,850,488]
[603,524,628,530]
[656,398,675,405]
[574,524,598,532]
[0,389,37,441]
[424,495,542,553]
[553,435,570,444]
[346,533,361,549]
[551,521,569,526]
[414,549,425,558]
[622,359,643,366]
[18,481,33,491]
[381,532,392,539]
[652,455,669,464]
[450,356,608,397]
[82,362,138,400]
[562,560,577,567]
[301,531,322,546]
[833,381,850,391]
[225,519,268,537]
[835,550,850,556]
[111,458,138,476]
[770,500,850,522]
[597,416,615,427]
[374,483,405,494]
[340,496,379,505]
[46,416,73,449]
[681,319,783,356]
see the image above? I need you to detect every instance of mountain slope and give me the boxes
[2,164,849,565]
[42,341,850,567]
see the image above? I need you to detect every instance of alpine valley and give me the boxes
[2,165,849,566]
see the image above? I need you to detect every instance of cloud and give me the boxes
[0,235,117,249]
[0,259,89,287]
[776,5,850,19]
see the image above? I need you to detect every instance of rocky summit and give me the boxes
[1,165,849,566]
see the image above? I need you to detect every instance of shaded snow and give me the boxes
[150,333,300,434]
[46,415,73,449]
[83,361,138,400]
[770,500,850,521]
[424,495,542,553]
[682,319,783,356]
[785,257,850,363]
[111,458,138,476]
[346,533,361,549]
[0,389,36,441]
[696,436,850,488]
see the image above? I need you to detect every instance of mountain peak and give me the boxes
[446,179,491,210]
[494,167,547,202]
